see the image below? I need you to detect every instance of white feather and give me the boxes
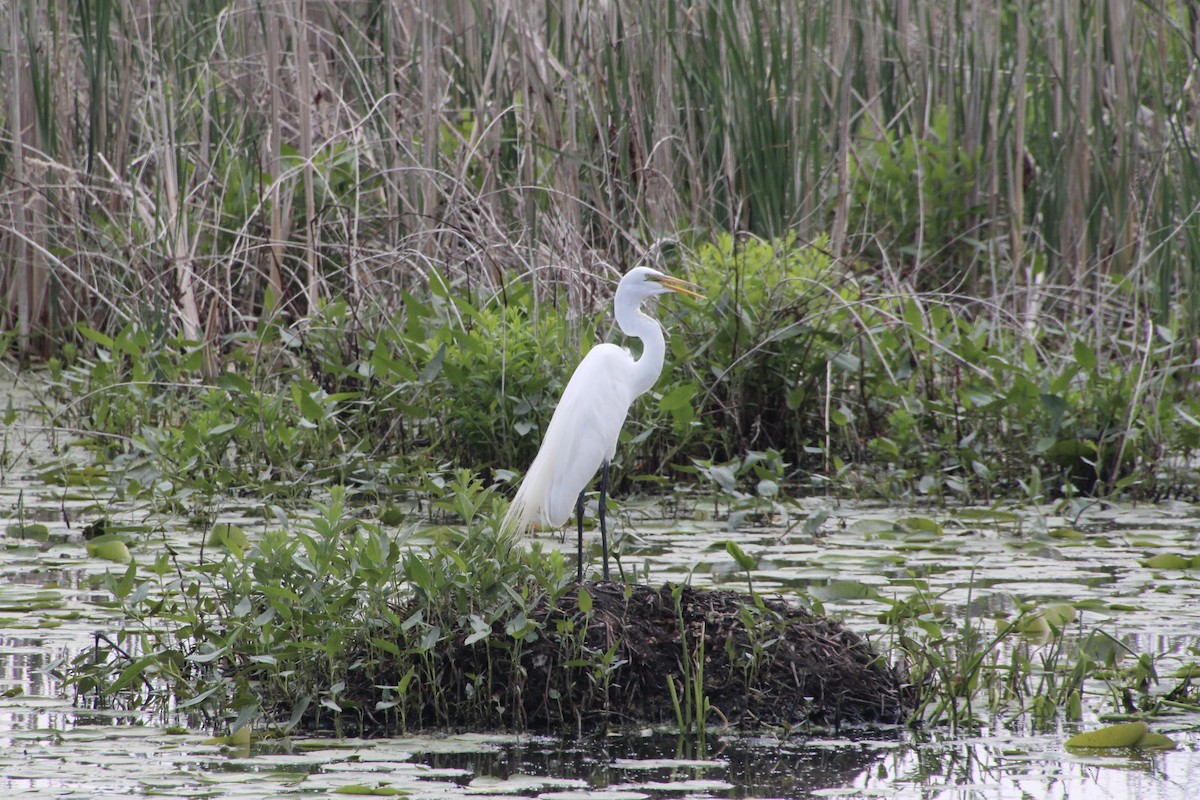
[501,267,700,542]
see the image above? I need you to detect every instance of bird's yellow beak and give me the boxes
[659,275,705,299]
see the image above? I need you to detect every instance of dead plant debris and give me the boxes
[343,582,909,734]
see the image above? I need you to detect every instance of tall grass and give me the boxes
[1,0,1197,355]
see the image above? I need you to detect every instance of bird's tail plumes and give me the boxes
[500,485,536,539]
[500,435,569,537]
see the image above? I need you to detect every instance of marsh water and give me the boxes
[3,386,1200,798]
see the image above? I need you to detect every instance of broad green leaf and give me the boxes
[1065,723,1176,751]
[295,386,325,422]
[1012,615,1050,636]
[229,715,254,745]
[208,524,249,549]
[332,786,404,796]
[1065,721,1147,748]
[216,373,254,395]
[705,465,737,493]
[810,580,880,601]
[1039,604,1077,628]
[725,540,757,572]
[896,517,943,536]
[577,587,593,614]
[659,382,696,412]
[1049,528,1086,540]
[1136,732,1178,750]
[6,523,49,540]
[1072,339,1097,372]
[1173,663,1200,679]
[902,298,924,334]
[1141,553,1191,570]
[77,325,115,349]
[86,535,131,564]
[115,561,138,600]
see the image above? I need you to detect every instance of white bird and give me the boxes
[502,266,703,581]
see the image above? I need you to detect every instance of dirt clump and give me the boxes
[514,582,908,731]
[342,582,909,734]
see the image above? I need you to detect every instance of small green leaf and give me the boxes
[1135,731,1177,751]
[1048,528,1086,540]
[1066,690,1082,721]
[419,343,446,383]
[577,587,593,614]
[216,373,254,395]
[1072,339,1097,372]
[77,325,115,349]
[659,382,696,412]
[756,479,779,498]
[725,540,757,572]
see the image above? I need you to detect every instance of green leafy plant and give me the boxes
[850,107,986,288]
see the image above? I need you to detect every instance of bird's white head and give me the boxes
[617,266,704,302]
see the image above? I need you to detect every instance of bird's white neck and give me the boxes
[615,299,666,399]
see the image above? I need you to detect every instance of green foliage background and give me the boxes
[2,0,1198,500]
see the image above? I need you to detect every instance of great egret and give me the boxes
[502,267,703,581]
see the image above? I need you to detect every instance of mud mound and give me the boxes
[518,582,909,730]
[340,582,910,734]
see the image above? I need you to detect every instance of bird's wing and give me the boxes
[502,344,635,533]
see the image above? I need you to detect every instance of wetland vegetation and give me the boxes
[3,0,1200,796]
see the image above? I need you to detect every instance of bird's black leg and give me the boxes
[599,461,610,581]
[576,489,586,583]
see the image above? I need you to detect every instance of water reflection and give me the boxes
[410,730,892,797]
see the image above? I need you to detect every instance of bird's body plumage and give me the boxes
[518,343,639,528]
[501,267,700,579]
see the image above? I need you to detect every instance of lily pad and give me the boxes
[1173,663,1200,679]
[896,517,944,536]
[208,524,249,549]
[86,534,132,564]
[1064,721,1176,750]
[1048,528,1086,540]
[809,580,881,601]
[1141,553,1192,570]
[5,523,50,540]
[1065,721,1148,748]
[332,786,406,796]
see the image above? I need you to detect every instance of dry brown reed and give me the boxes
[0,0,1197,355]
